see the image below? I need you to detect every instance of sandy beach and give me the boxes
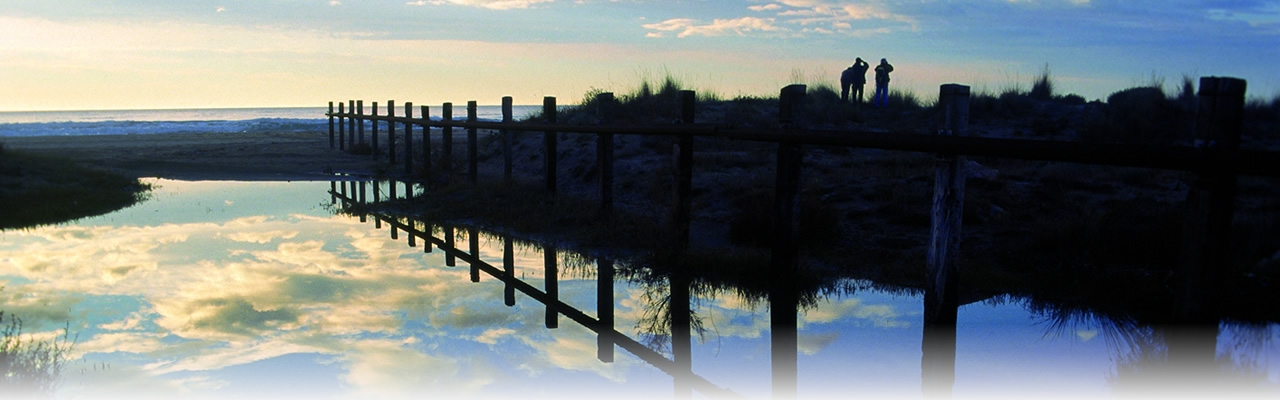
[3,131,376,181]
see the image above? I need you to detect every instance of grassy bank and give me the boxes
[0,142,150,229]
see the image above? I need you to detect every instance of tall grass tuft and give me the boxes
[1030,63,1054,101]
[0,312,74,397]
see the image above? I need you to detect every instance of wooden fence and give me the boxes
[327,77,1274,396]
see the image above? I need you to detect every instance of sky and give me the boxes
[1,0,1278,111]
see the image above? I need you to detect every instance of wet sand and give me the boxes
[3,131,377,181]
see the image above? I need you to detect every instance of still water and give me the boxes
[0,179,1275,399]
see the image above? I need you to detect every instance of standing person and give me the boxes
[874,58,894,107]
[840,58,870,104]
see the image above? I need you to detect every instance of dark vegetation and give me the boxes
[0,142,150,230]
[359,69,1280,327]
[0,311,74,397]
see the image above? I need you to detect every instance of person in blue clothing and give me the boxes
[873,58,894,107]
[840,58,870,104]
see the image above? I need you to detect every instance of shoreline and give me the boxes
[2,131,377,181]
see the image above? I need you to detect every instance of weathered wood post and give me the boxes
[597,257,615,363]
[371,101,379,159]
[445,225,456,267]
[421,105,432,180]
[358,180,367,223]
[1177,76,1245,321]
[673,90,696,251]
[348,100,356,149]
[468,101,479,184]
[328,102,335,149]
[338,102,346,151]
[387,100,396,164]
[596,92,615,218]
[442,102,454,179]
[502,96,514,183]
[544,244,559,329]
[469,227,481,283]
[922,83,970,399]
[357,100,365,147]
[771,84,805,399]
[503,235,516,307]
[544,97,558,196]
[403,102,413,174]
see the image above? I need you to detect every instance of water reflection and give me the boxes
[0,179,1274,399]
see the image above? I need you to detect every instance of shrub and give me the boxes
[1101,86,1188,145]
[0,312,74,397]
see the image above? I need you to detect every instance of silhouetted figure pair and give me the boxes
[873,58,894,107]
[840,58,870,104]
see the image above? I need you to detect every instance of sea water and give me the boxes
[0,105,544,137]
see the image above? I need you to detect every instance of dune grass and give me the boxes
[0,311,74,397]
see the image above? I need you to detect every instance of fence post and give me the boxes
[596,92,615,219]
[442,102,454,179]
[338,102,346,151]
[422,105,432,180]
[357,100,365,147]
[771,84,805,399]
[468,100,479,184]
[544,97,558,196]
[503,235,516,306]
[923,83,969,399]
[328,102,335,149]
[503,96,514,183]
[348,100,356,150]
[545,244,559,329]
[371,101,380,159]
[1178,76,1245,324]
[674,90,696,251]
[402,102,412,175]
[469,227,481,283]
[387,100,396,164]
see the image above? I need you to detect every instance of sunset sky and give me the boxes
[2,0,1277,111]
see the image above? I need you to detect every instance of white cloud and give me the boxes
[409,0,555,10]
[643,17,785,38]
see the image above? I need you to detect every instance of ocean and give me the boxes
[0,105,544,137]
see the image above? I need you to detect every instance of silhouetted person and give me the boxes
[840,58,870,103]
[874,58,894,107]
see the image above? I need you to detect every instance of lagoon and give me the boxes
[0,179,1274,399]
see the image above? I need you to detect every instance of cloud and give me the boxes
[643,17,785,38]
[407,0,555,10]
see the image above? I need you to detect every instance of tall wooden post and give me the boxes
[771,84,805,399]
[338,102,346,151]
[328,102,335,149]
[445,225,456,267]
[467,100,479,184]
[357,100,365,146]
[422,105,432,179]
[544,245,559,329]
[596,92,615,219]
[469,227,481,283]
[597,257,615,363]
[504,234,516,307]
[922,84,970,399]
[348,100,356,149]
[1178,76,1245,323]
[442,102,454,178]
[403,102,413,174]
[544,97,558,196]
[502,96,514,183]
[673,90,696,251]
[387,100,396,164]
[371,101,379,159]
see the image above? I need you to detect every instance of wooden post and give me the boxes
[338,102,346,151]
[502,96,514,183]
[387,100,396,164]
[544,97,558,196]
[504,234,516,307]
[544,244,559,329]
[1178,76,1245,324]
[673,90,696,251]
[422,105,432,179]
[403,102,413,175]
[357,100,365,146]
[596,92,615,219]
[672,252,694,399]
[348,100,356,149]
[922,84,969,399]
[328,102,335,149]
[445,225,456,267]
[469,228,481,283]
[442,102,454,178]
[358,180,367,223]
[597,257,615,363]
[771,84,805,399]
[468,101,479,184]
[371,101,379,159]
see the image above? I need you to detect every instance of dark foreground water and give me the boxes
[0,180,1275,399]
